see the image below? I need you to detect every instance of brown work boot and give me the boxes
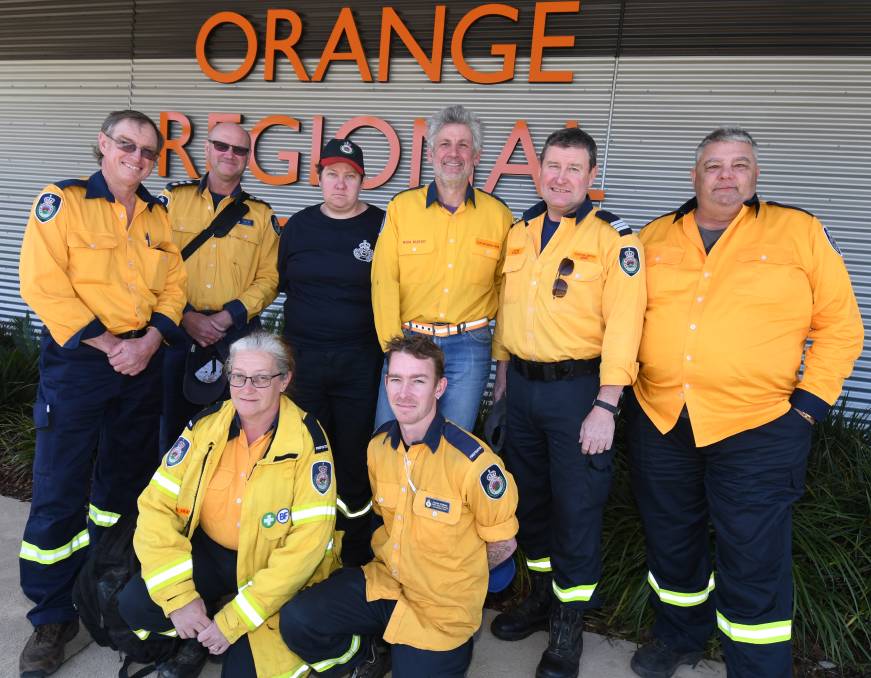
[19,620,79,677]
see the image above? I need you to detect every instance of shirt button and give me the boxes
[378,496,383,502]
[392,569,398,576]
[212,243,217,248]
[696,296,703,303]
[401,487,407,493]
[449,238,456,244]
[690,323,697,330]
[439,313,445,318]
[240,473,245,478]
[235,497,242,504]
[206,283,212,289]
[431,511,438,517]
[686,355,692,361]
[531,280,537,286]
[703,271,711,278]
[761,254,768,261]
[655,256,661,262]
[684,383,691,389]
[396,514,402,521]
[412,247,417,252]
[443,288,449,293]
[447,263,453,268]
[89,243,96,249]
[236,522,240,528]
[393,544,399,550]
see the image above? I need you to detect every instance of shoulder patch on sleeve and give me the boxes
[480,463,508,499]
[33,192,63,223]
[822,225,842,255]
[187,401,223,429]
[596,209,633,236]
[443,422,485,462]
[303,412,330,454]
[270,214,282,236]
[311,460,333,494]
[164,435,191,467]
[765,200,816,218]
[619,246,642,276]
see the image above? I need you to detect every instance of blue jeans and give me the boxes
[374,326,493,432]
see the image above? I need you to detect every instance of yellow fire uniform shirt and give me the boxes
[135,396,340,678]
[19,171,186,347]
[371,182,513,351]
[363,414,519,651]
[199,428,274,551]
[162,175,279,328]
[635,195,864,446]
[492,199,646,386]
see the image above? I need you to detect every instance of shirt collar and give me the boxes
[673,194,761,222]
[85,170,161,209]
[425,181,476,209]
[198,172,243,198]
[522,197,594,225]
[384,412,446,454]
[227,409,280,442]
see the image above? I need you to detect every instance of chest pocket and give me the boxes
[411,490,461,553]
[67,230,117,284]
[500,251,527,304]
[645,245,689,298]
[545,259,603,316]
[374,481,400,512]
[397,238,434,284]
[138,246,170,293]
[469,237,502,286]
[733,245,799,301]
[250,457,298,541]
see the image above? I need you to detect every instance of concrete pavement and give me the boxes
[2,496,725,677]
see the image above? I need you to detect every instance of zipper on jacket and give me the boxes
[184,442,214,537]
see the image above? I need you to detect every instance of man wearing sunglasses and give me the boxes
[489,128,646,678]
[158,122,280,454]
[18,109,186,677]
[626,129,863,678]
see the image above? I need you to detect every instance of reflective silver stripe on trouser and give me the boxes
[647,571,715,607]
[20,529,90,565]
[311,635,362,673]
[526,556,552,573]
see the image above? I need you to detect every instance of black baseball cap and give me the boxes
[321,138,365,175]
[183,340,230,406]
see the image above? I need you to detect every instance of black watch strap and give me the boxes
[593,399,619,415]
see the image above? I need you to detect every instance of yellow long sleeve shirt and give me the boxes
[493,199,646,386]
[635,195,863,446]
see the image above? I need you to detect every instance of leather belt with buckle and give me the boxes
[403,317,489,337]
[510,355,601,382]
[115,328,149,339]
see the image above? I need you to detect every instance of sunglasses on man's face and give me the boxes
[208,139,250,157]
[552,257,574,298]
[105,134,159,161]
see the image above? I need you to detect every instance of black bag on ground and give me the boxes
[72,510,178,678]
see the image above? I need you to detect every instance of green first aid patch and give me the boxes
[261,512,277,528]
[35,192,62,223]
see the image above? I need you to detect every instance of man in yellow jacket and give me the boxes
[119,332,339,678]
[627,128,863,678]
[18,110,186,677]
[160,122,279,452]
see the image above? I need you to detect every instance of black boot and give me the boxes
[535,603,584,678]
[630,639,703,678]
[157,638,209,678]
[491,571,553,641]
[19,620,79,678]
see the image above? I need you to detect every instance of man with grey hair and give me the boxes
[371,104,514,430]
[627,128,863,678]
[18,109,186,676]
[158,122,279,454]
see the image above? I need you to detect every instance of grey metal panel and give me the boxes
[602,56,871,408]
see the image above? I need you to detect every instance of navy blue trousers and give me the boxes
[503,364,613,610]
[290,345,382,567]
[21,332,163,625]
[279,567,473,677]
[118,529,255,678]
[626,392,811,678]
[159,316,259,454]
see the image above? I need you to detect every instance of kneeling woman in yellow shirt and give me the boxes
[119,331,339,678]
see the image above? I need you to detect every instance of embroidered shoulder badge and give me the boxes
[823,226,842,256]
[34,192,62,223]
[157,193,170,209]
[311,461,333,494]
[619,246,641,276]
[480,464,508,500]
[353,239,374,262]
[276,508,290,524]
[165,436,191,467]
[271,214,282,236]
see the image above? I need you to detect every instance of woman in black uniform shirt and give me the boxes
[278,138,384,566]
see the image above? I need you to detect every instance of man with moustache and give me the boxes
[160,122,279,452]
[371,104,514,431]
[627,128,863,678]
[18,110,186,676]
[490,128,646,678]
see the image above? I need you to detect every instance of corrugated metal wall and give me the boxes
[1,3,869,408]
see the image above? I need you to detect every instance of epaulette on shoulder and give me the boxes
[372,420,393,439]
[54,179,88,190]
[444,422,485,462]
[510,217,525,229]
[303,412,330,454]
[165,179,199,191]
[246,194,273,209]
[766,201,816,218]
[187,401,223,429]
[596,209,633,236]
